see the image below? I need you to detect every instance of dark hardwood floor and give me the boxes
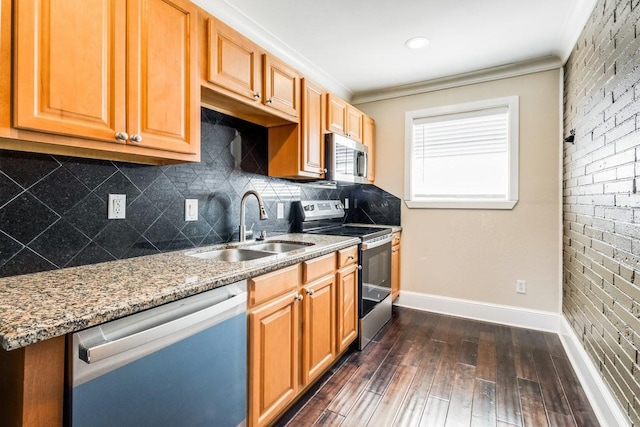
[275,307,599,427]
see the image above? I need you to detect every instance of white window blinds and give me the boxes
[413,107,508,159]
[405,96,519,209]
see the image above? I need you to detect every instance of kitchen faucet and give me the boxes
[239,190,268,241]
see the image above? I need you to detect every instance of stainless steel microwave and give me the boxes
[325,133,368,184]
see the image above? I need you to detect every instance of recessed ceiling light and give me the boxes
[404,36,430,49]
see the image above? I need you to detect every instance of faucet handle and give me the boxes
[257,230,267,241]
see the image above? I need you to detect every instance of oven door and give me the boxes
[359,238,392,318]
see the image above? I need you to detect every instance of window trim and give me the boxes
[404,96,519,210]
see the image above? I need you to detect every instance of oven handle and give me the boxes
[360,235,394,250]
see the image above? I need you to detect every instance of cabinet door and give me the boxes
[207,18,262,103]
[14,0,126,142]
[302,275,336,386]
[363,115,375,183]
[391,243,401,301]
[337,263,358,353]
[300,78,326,176]
[326,93,347,134]
[249,291,300,427]
[346,105,363,142]
[127,0,199,155]
[263,54,299,119]
[0,0,11,135]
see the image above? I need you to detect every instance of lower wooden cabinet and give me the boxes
[391,232,401,301]
[302,274,336,385]
[337,263,358,353]
[248,289,300,427]
[247,247,358,427]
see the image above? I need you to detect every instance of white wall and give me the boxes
[357,69,561,312]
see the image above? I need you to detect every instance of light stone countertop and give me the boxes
[0,233,360,351]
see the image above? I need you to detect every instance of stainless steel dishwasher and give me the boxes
[69,281,247,427]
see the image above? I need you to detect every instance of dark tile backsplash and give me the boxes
[0,109,400,278]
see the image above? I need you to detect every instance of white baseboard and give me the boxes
[558,318,630,427]
[395,290,561,332]
[394,290,629,426]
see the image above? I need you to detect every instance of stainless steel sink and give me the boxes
[248,241,313,253]
[188,248,275,262]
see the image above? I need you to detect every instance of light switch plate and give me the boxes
[185,199,198,221]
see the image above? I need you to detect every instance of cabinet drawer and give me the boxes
[302,252,336,284]
[249,264,300,308]
[392,232,401,247]
[337,246,358,269]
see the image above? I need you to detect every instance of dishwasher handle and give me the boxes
[79,286,247,364]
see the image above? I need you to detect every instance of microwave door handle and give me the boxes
[357,152,367,177]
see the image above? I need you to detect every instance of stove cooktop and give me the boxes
[307,225,392,241]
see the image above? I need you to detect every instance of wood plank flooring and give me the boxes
[274,307,599,427]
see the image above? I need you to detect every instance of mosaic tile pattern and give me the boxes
[0,109,400,278]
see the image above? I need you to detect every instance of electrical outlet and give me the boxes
[185,199,198,221]
[276,203,284,219]
[516,280,526,294]
[108,194,126,219]
[344,198,349,209]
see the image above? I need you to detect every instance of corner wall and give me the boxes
[563,1,640,424]
[357,69,562,312]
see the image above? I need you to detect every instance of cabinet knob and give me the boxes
[305,288,314,296]
[253,92,261,100]
[294,294,304,302]
[347,132,352,137]
[323,168,328,173]
[115,132,129,142]
[357,265,363,270]
[129,134,143,144]
[266,98,273,104]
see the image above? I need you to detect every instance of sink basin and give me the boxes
[188,248,275,262]
[248,241,314,253]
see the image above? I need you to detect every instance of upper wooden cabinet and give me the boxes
[14,0,126,143]
[363,114,375,183]
[9,0,199,163]
[0,0,11,137]
[268,78,326,179]
[326,93,363,142]
[263,54,299,119]
[207,18,262,103]
[204,16,299,125]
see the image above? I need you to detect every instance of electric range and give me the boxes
[294,200,393,350]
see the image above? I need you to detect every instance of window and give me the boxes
[404,96,519,209]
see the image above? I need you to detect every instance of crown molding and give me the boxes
[351,56,563,105]
[553,0,598,62]
[191,0,353,100]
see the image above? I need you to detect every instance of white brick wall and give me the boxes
[564,1,640,424]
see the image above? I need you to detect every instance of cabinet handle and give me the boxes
[115,132,129,142]
[294,294,303,301]
[266,98,273,104]
[129,134,143,144]
[347,255,354,260]
[253,92,261,100]
[305,288,314,296]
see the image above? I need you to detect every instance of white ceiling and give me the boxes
[193,0,596,102]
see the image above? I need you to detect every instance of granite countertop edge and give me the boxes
[0,234,360,351]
